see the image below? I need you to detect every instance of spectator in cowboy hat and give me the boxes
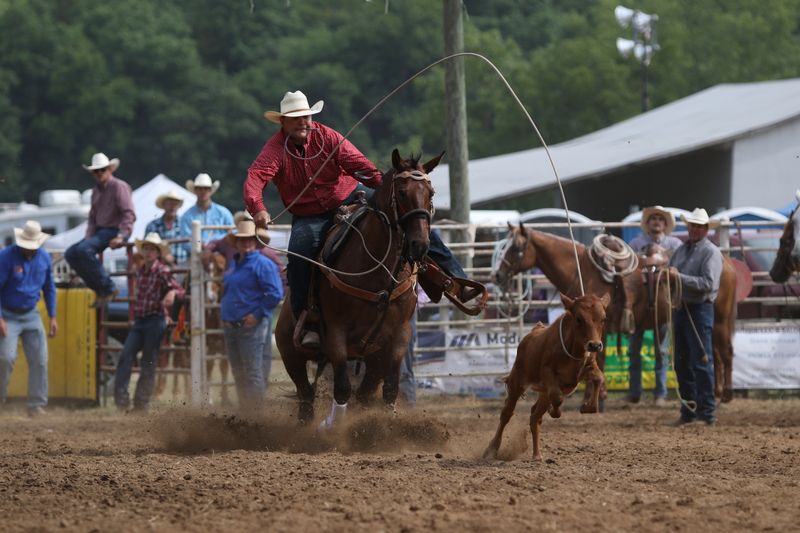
[669,207,723,426]
[204,212,286,390]
[0,221,57,416]
[146,190,187,264]
[243,90,474,348]
[626,206,683,406]
[114,233,184,412]
[65,152,136,308]
[220,218,283,411]
[178,173,234,256]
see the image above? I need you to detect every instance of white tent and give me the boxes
[45,174,197,268]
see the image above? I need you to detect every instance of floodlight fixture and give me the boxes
[614,5,660,111]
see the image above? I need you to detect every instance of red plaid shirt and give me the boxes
[244,122,383,217]
[133,260,184,319]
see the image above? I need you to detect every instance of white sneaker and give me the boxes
[301,330,320,348]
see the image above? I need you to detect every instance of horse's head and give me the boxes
[770,190,800,283]
[205,252,227,303]
[381,148,440,263]
[561,293,610,354]
[493,221,536,287]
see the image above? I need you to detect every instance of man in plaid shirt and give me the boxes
[114,233,184,411]
[145,190,188,264]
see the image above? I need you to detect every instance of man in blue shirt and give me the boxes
[221,219,284,411]
[179,173,234,256]
[0,221,58,416]
[145,190,187,264]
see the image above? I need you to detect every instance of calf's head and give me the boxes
[560,293,610,353]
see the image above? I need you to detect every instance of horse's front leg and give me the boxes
[319,360,351,431]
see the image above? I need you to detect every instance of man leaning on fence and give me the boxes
[627,205,683,406]
[179,173,234,254]
[146,190,186,265]
[114,233,184,412]
[0,221,58,417]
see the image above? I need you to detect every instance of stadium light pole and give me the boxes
[614,5,659,112]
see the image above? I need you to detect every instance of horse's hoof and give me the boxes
[482,447,498,460]
[580,403,598,414]
[298,402,314,424]
[721,389,733,403]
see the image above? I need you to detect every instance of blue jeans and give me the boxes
[287,185,465,317]
[224,317,268,409]
[398,313,417,406]
[65,227,118,296]
[673,302,716,422]
[263,315,273,391]
[115,315,166,408]
[628,325,669,400]
[0,308,48,409]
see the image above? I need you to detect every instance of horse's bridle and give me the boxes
[391,169,435,226]
[500,229,529,272]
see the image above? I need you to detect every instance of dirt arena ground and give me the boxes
[1,389,799,532]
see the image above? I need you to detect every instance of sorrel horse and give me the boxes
[275,149,440,426]
[769,190,800,284]
[494,223,741,403]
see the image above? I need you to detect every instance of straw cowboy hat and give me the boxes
[185,173,220,195]
[232,219,268,247]
[264,90,324,123]
[682,207,719,227]
[135,232,171,256]
[155,190,185,209]
[233,210,254,225]
[14,220,50,250]
[641,205,676,234]
[83,152,120,172]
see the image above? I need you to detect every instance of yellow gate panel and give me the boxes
[7,288,96,401]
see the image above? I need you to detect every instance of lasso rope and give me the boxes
[256,52,583,292]
[654,267,698,414]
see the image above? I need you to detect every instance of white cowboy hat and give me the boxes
[232,219,268,247]
[682,207,719,227]
[135,232,171,257]
[14,220,50,250]
[264,90,324,123]
[641,205,676,234]
[155,190,185,209]
[83,152,120,172]
[185,173,220,195]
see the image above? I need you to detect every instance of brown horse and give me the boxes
[769,194,800,283]
[275,149,440,426]
[494,224,740,403]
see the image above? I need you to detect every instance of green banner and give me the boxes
[603,330,678,391]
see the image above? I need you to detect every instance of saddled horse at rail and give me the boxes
[276,150,446,425]
[494,223,745,404]
[769,190,800,284]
